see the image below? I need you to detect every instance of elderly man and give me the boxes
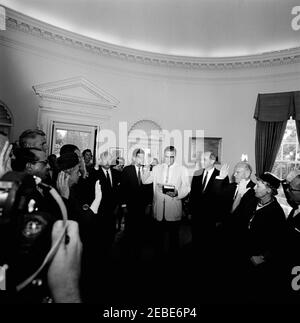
[143,146,190,258]
[211,161,257,298]
[215,161,257,224]
[89,151,121,251]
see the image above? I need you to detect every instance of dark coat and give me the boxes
[246,198,287,262]
[190,168,229,227]
[120,165,152,217]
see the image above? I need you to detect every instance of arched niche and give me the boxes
[0,100,13,139]
[128,119,163,162]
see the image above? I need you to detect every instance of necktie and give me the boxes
[231,184,242,213]
[166,165,170,183]
[106,170,112,188]
[137,166,142,186]
[201,171,207,192]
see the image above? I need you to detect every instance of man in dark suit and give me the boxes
[189,151,228,299]
[190,151,226,251]
[214,161,257,231]
[212,161,257,300]
[89,150,121,252]
[120,148,152,260]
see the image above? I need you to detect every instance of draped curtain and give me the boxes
[254,91,300,175]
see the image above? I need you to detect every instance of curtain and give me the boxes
[255,120,287,175]
[254,92,295,174]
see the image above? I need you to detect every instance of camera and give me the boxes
[0,171,61,300]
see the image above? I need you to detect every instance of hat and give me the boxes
[57,152,79,171]
[257,172,282,190]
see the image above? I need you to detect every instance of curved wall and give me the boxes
[1,8,300,170]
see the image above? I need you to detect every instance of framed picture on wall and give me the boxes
[189,137,222,164]
[109,147,124,159]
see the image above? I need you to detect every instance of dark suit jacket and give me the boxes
[89,167,121,219]
[246,198,287,263]
[120,165,152,220]
[286,209,300,265]
[214,178,257,227]
[190,168,228,227]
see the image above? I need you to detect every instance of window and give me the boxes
[51,122,97,156]
[272,118,299,215]
[272,119,300,179]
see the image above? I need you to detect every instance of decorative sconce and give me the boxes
[241,154,248,162]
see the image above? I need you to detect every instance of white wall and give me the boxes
[1,23,300,173]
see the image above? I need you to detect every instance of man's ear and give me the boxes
[266,186,272,195]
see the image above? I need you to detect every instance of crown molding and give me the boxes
[4,7,300,70]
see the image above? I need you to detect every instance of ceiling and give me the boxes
[2,0,300,58]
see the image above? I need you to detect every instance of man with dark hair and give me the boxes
[82,149,93,163]
[19,129,48,153]
[190,151,225,250]
[120,148,151,259]
[142,145,190,259]
[13,147,50,181]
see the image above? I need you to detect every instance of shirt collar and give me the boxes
[102,167,111,173]
[204,167,215,175]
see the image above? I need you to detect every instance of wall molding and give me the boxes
[32,76,117,147]
[33,76,119,109]
[4,7,300,71]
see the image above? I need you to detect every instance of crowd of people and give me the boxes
[1,128,300,304]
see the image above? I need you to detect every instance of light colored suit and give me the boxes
[144,162,190,221]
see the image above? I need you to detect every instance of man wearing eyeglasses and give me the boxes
[142,146,190,259]
[12,147,50,181]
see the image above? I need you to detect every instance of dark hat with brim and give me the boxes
[57,152,79,171]
[256,172,282,190]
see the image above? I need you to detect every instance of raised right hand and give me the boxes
[0,141,12,178]
[56,171,70,199]
[219,163,229,179]
[94,180,102,201]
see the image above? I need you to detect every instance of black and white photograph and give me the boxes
[1,0,300,316]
